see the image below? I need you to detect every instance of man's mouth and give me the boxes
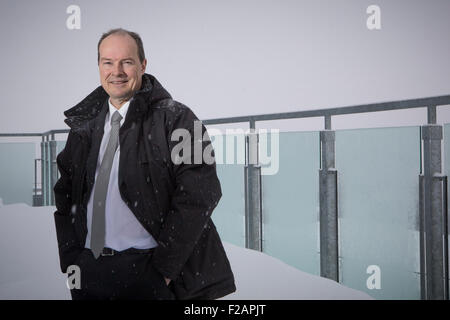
[110,80,128,85]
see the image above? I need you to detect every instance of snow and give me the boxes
[0,203,372,300]
[219,242,372,300]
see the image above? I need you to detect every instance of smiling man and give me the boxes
[53,28,236,300]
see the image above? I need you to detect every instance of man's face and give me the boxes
[98,33,147,104]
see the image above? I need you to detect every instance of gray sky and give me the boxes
[0,0,449,133]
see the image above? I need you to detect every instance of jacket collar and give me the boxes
[63,73,172,132]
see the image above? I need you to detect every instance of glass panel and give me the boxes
[55,140,66,181]
[336,126,421,300]
[56,140,66,155]
[210,133,246,247]
[261,131,320,275]
[0,142,36,206]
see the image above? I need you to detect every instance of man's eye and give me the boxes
[104,62,111,65]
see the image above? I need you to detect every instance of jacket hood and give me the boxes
[63,73,172,130]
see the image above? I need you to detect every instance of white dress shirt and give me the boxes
[85,98,158,251]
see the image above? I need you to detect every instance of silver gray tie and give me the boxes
[91,110,123,259]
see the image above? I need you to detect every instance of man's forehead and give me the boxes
[99,45,138,60]
[99,34,138,56]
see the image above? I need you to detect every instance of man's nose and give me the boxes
[112,62,125,75]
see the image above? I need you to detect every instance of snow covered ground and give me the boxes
[0,203,372,300]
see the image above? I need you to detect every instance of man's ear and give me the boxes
[141,58,147,73]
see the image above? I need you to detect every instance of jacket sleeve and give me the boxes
[150,104,222,280]
[53,130,83,273]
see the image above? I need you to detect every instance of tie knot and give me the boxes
[111,111,123,125]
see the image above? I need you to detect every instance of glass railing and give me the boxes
[212,133,247,248]
[335,126,421,299]
[0,142,35,206]
[260,131,320,276]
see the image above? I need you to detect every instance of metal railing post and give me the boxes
[319,115,339,282]
[41,136,48,206]
[244,119,262,251]
[49,137,57,206]
[420,112,449,299]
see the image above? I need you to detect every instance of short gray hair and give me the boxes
[97,28,146,64]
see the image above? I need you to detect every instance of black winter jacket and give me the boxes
[53,73,236,300]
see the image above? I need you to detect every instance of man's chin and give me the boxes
[108,92,133,101]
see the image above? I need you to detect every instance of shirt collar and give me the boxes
[107,97,133,124]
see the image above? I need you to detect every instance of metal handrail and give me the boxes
[203,94,450,125]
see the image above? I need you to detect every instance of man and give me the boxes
[53,28,236,300]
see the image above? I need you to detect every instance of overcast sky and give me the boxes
[0,0,449,133]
